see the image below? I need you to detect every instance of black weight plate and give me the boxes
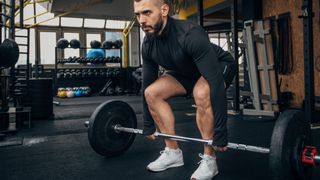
[88,100,137,157]
[269,110,313,180]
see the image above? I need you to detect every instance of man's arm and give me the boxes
[184,26,228,147]
[142,50,159,136]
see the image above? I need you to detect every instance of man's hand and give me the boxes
[213,146,228,152]
[145,134,156,140]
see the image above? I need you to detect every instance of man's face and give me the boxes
[134,0,164,35]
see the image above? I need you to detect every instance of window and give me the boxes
[36,3,59,26]
[15,29,36,65]
[63,32,80,58]
[84,19,105,28]
[40,32,56,64]
[106,20,129,29]
[23,4,35,25]
[61,17,83,27]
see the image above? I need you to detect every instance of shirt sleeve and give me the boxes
[184,26,228,147]
[141,45,159,136]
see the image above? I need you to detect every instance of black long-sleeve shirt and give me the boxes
[141,16,234,146]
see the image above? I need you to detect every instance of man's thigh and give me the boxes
[145,74,187,99]
[164,71,199,95]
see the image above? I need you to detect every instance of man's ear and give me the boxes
[161,4,169,16]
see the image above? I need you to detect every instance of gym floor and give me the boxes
[0,96,319,180]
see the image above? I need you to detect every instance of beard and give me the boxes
[142,15,163,37]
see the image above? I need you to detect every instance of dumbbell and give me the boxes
[115,86,124,95]
[71,69,77,78]
[64,69,72,78]
[100,57,106,64]
[106,69,113,77]
[66,57,72,63]
[115,56,121,63]
[104,69,109,77]
[96,57,103,64]
[114,68,121,77]
[93,69,99,77]
[100,69,106,77]
[106,87,115,96]
[103,57,109,64]
[91,57,97,64]
[57,70,64,79]
[87,69,94,77]
[105,56,110,63]
[82,69,88,78]
[76,69,80,77]
[109,56,114,63]
[85,57,90,64]
[73,57,80,63]
[78,57,84,63]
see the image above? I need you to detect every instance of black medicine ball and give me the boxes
[0,39,20,68]
[70,39,81,49]
[102,40,113,49]
[90,40,101,49]
[57,38,69,49]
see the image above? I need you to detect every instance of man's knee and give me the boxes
[193,87,210,109]
[144,86,165,105]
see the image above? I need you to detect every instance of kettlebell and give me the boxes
[57,88,63,97]
[59,88,67,98]
[74,87,82,97]
[66,87,74,98]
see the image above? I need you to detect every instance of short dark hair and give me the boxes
[134,0,169,6]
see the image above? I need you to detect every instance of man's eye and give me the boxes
[143,11,151,16]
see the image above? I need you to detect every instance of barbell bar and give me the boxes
[113,124,271,154]
[86,100,319,180]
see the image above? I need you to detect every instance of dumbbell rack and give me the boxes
[54,47,123,95]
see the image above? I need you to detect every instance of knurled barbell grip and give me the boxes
[227,143,270,154]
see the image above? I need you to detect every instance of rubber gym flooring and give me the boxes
[0,95,319,180]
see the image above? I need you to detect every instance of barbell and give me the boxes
[85,100,319,180]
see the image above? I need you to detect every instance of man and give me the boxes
[134,0,236,179]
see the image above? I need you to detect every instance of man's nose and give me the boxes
[139,16,147,25]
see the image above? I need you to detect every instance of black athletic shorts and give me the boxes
[166,62,236,94]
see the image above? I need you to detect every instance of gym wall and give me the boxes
[262,0,320,107]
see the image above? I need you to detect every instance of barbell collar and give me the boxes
[114,125,270,154]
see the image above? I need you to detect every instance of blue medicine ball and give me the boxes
[87,49,105,58]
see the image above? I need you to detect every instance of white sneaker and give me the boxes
[146,147,184,172]
[190,154,219,180]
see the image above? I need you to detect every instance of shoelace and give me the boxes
[158,150,170,161]
[197,153,212,167]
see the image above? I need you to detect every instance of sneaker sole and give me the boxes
[146,162,184,172]
[190,171,219,180]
